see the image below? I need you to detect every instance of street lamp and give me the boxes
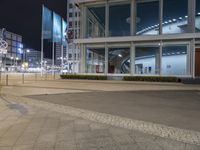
[24,49,30,62]
[16,57,19,67]
[10,57,13,66]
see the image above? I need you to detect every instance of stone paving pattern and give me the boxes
[0,100,200,150]
[0,75,200,150]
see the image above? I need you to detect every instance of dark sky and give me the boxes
[0,0,67,51]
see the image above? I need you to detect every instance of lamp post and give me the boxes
[25,49,30,62]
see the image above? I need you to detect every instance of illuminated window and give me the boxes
[163,0,188,34]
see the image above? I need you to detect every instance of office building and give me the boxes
[0,28,23,68]
[74,0,200,78]
[24,48,41,68]
[67,0,81,73]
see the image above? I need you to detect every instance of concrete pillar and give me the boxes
[105,44,108,75]
[155,47,161,75]
[80,44,86,73]
[188,0,196,33]
[105,1,109,37]
[131,0,136,36]
[190,39,195,78]
[130,42,135,75]
[159,0,163,35]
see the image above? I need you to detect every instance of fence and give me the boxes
[0,72,61,86]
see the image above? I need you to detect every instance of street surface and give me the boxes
[0,73,199,150]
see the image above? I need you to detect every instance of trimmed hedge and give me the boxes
[123,76,181,82]
[60,74,107,80]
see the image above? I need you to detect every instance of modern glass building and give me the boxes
[74,0,200,77]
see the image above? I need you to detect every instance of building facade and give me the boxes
[74,0,200,78]
[0,28,23,70]
[67,0,81,73]
[24,49,41,68]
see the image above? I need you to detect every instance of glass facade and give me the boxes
[86,48,105,73]
[108,48,130,74]
[163,0,188,34]
[135,46,160,75]
[80,1,199,77]
[109,4,130,36]
[196,0,200,32]
[86,6,105,38]
[136,1,159,35]
[162,45,187,75]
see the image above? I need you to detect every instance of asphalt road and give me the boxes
[27,90,200,132]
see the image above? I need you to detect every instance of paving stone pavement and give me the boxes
[0,97,200,150]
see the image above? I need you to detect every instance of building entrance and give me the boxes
[195,48,200,77]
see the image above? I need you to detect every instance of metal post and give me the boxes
[53,72,56,80]
[22,74,24,84]
[6,74,8,86]
[0,71,1,84]
[45,73,47,80]
[35,73,37,81]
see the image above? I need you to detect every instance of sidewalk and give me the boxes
[0,77,200,149]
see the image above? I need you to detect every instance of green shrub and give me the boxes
[60,74,107,80]
[123,76,180,82]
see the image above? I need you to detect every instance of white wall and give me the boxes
[135,54,187,75]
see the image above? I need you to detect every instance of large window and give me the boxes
[86,48,105,73]
[109,4,131,36]
[135,46,160,75]
[196,0,200,32]
[136,1,159,35]
[108,48,130,74]
[86,6,105,38]
[162,45,187,75]
[163,0,188,34]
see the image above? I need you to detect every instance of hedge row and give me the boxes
[123,76,181,82]
[60,74,107,80]
[60,74,181,82]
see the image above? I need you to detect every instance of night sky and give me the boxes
[0,0,67,51]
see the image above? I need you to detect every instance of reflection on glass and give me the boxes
[108,48,130,74]
[136,1,159,35]
[162,45,187,75]
[86,48,105,73]
[163,0,188,34]
[86,6,105,38]
[109,4,130,36]
[135,46,160,75]
[196,0,200,32]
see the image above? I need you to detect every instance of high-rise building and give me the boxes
[74,0,200,78]
[24,48,41,68]
[67,0,80,73]
[0,28,23,69]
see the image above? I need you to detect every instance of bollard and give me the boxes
[45,73,47,80]
[35,73,37,81]
[0,71,1,84]
[22,74,24,84]
[53,72,56,80]
[6,74,8,86]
